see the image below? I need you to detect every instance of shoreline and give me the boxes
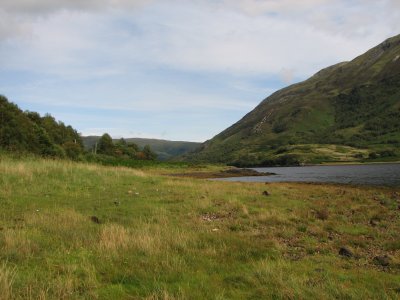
[167,168,275,179]
[247,161,400,169]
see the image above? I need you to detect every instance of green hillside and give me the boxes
[83,136,200,161]
[0,95,84,159]
[186,34,400,166]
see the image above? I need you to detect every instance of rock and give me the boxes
[369,217,380,227]
[314,268,325,273]
[262,191,270,196]
[90,216,100,224]
[339,247,353,258]
[373,255,391,267]
[315,209,329,220]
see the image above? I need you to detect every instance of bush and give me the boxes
[368,152,379,159]
[378,149,396,157]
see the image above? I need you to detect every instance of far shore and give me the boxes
[246,160,400,169]
[167,168,275,179]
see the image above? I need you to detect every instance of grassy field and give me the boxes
[0,156,399,299]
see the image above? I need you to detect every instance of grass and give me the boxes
[0,156,399,299]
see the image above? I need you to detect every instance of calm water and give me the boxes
[216,163,400,186]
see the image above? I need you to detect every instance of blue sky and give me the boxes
[1,0,399,142]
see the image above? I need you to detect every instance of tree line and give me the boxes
[93,133,156,160]
[0,95,157,161]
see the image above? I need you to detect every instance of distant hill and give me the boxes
[185,34,400,166]
[82,136,201,160]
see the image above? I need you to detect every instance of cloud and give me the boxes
[0,0,152,15]
[279,68,295,84]
[0,0,152,44]
[2,1,399,73]
[216,0,332,16]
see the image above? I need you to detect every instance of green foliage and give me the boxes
[84,152,186,168]
[97,133,115,156]
[142,144,157,160]
[0,95,84,158]
[114,138,139,159]
[83,136,200,161]
[62,141,81,160]
[90,134,157,163]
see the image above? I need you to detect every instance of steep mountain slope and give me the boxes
[186,34,400,166]
[82,136,200,160]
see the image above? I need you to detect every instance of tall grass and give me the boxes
[0,262,16,300]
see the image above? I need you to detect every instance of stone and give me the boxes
[339,247,353,258]
[373,255,391,267]
[369,217,380,227]
[315,209,329,220]
[90,216,100,224]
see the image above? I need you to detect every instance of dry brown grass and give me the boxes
[0,229,38,259]
[51,261,98,300]
[99,224,130,253]
[0,161,34,179]
[0,262,16,300]
[25,209,86,230]
[98,219,189,257]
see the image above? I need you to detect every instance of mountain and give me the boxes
[82,136,201,160]
[185,34,400,166]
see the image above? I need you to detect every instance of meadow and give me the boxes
[0,156,399,299]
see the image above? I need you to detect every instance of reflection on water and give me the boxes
[215,163,400,186]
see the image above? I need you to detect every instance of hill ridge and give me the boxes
[186,34,400,166]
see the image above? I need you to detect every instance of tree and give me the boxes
[115,138,127,147]
[0,95,84,159]
[142,145,157,160]
[63,141,82,160]
[97,133,115,155]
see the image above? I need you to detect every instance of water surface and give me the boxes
[215,163,400,186]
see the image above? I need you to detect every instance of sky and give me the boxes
[1,0,399,142]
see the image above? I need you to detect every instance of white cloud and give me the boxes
[0,0,152,15]
[279,68,295,84]
[216,0,332,16]
[2,0,398,80]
